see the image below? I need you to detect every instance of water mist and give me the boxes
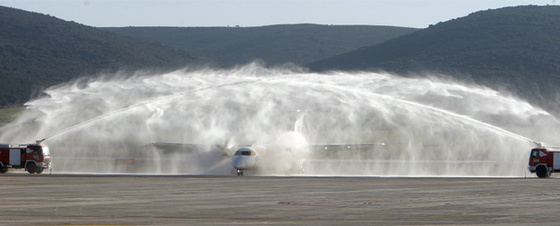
[0,63,557,176]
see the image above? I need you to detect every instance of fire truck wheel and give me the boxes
[35,168,44,174]
[26,162,37,174]
[0,165,7,173]
[536,166,549,178]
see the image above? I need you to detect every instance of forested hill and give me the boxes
[309,5,560,109]
[102,24,417,67]
[0,6,202,107]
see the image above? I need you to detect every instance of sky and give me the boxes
[0,0,557,28]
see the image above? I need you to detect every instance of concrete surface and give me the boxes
[0,174,557,225]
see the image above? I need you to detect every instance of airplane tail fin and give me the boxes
[293,114,305,134]
[292,110,331,135]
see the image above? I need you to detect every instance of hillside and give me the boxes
[102,24,417,67]
[309,5,560,109]
[0,6,202,107]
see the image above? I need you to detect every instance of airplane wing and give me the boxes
[309,142,385,151]
[152,142,206,152]
[307,142,386,159]
[151,141,252,156]
[152,142,231,156]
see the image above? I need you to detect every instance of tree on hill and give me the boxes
[309,5,560,111]
[0,6,202,107]
[102,24,417,67]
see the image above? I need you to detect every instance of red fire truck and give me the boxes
[0,143,51,174]
[528,147,560,178]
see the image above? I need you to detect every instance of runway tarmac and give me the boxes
[0,173,557,225]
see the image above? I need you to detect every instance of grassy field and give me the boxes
[0,106,23,126]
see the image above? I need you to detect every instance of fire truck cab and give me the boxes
[528,147,560,178]
[0,143,51,174]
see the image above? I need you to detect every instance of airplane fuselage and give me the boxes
[231,132,310,176]
[232,147,259,176]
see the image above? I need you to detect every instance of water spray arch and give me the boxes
[0,64,557,176]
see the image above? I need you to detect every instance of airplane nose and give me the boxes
[232,156,257,170]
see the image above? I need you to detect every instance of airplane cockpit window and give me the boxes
[235,151,249,156]
[235,149,256,156]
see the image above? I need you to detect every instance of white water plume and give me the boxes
[1,63,558,176]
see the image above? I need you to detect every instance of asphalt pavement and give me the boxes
[0,174,555,225]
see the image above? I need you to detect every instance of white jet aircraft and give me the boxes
[153,114,384,176]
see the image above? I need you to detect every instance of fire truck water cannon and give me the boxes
[0,141,51,174]
[534,141,544,148]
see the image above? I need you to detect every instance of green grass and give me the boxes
[0,107,24,126]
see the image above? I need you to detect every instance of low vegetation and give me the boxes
[2,5,560,113]
[102,24,417,67]
[0,107,23,126]
[0,6,202,107]
[309,5,560,110]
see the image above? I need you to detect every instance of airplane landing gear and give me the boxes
[236,169,244,176]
